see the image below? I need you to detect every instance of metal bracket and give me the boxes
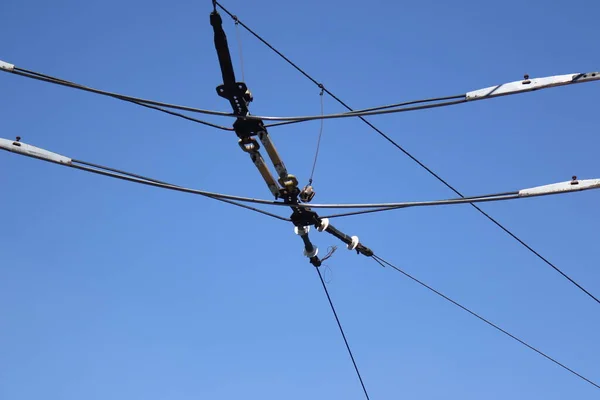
[217,82,252,115]
[233,118,266,139]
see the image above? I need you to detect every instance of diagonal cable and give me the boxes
[372,255,600,390]
[72,159,289,221]
[214,1,600,305]
[315,266,371,399]
[9,68,233,131]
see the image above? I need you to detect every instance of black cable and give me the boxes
[51,165,600,211]
[69,163,291,221]
[214,2,600,305]
[7,143,597,211]
[69,164,291,219]
[72,159,288,221]
[11,65,472,122]
[348,94,467,113]
[9,142,598,211]
[10,68,234,131]
[263,94,466,129]
[7,62,598,124]
[317,192,522,217]
[372,255,600,390]
[315,266,371,400]
[5,148,291,220]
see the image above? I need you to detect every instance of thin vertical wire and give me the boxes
[234,17,245,82]
[308,87,325,185]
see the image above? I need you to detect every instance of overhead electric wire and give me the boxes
[4,139,600,213]
[315,267,371,399]
[71,158,289,221]
[66,166,284,217]
[72,163,290,221]
[5,61,597,125]
[258,98,468,122]
[371,255,600,390]
[319,191,523,218]
[213,1,600,305]
[5,63,470,122]
[7,68,234,131]
[263,94,467,129]
[2,144,290,220]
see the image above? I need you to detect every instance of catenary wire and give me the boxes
[8,68,234,131]
[263,94,466,129]
[8,149,293,218]
[315,266,371,399]
[213,1,600,305]
[320,190,519,218]
[72,159,288,221]
[8,63,593,124]
[5,143,599,211]
[8,66,470,122]
[13,65,467,121]
[371,255,600,390]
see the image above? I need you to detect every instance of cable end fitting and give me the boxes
[357,244,374,257]
[0,60,15,71]
[310,256,322,267]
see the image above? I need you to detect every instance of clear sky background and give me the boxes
[1,0,599,399]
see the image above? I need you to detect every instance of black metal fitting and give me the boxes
[233,118,266,140]
[290,208,320,227]
[217,82,252,116]
[310,256,322,267]
[299,185,316,203]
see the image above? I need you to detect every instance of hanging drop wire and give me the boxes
[233,16,245,82]
[315,266,371,399]
[308,86,325,186]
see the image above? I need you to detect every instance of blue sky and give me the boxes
[1,0,599,399]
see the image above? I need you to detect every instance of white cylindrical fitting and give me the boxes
[303,247,319,258]
[317,218,330,232]
[0,60,15,71]
[347,236,359,251]
[294,225,310,235]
